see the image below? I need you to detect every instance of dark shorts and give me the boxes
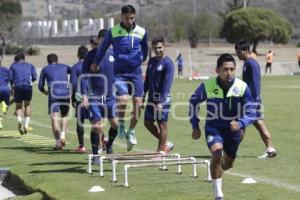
[254,101,263,120]
[205,126,242,159]
[14,85,32,103]
[0,87,10,105]
[115,73,144,97]
[89,100,116,123]
[75,102,89,120]
[48,97,70,115]
[144,103,171,122]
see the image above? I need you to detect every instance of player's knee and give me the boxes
[222,162,233,171]
[212,149,223,158]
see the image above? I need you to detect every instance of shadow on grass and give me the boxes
[29,166,86,174]
[30,161,86,166]
[0,146,87,155]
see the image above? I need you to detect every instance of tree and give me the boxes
[222,7,293,53]
[0,0,22,39]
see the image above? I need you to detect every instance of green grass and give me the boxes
[0,75,300,200]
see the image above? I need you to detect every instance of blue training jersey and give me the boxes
[242,57,261,102]
[70,60,84,92]
[38,63,71,97]
[189,77,256,130]
[0,66,10,89]
[144,56,174,104]
[93,23,148,74]
[9,61,37,86]
[81,48,115,103]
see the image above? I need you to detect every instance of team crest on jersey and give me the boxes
[109,55,114,62]
[157,64,163,71]
[207,135,214,143]
[232,87,240,95]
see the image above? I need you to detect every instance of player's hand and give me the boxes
[82,95,89,108]
[230,120,241,132]
[90,63,99,73]
[157,103,163,113]
[43,90,49,95]
[192,128,201,140]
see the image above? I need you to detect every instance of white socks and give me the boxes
[60,131,65,140]
[24,116,30,129]
[212,178,224,198]
[17,116,22,123]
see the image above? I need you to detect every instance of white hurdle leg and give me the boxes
[112,160,117,182]
[99,156,104,177]
[87,154,93,174]
[205,160,212,181]
[124,164,129,187]
[175,153,182,174]
[190,157,198,178]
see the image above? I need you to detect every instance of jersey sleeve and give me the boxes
[94,30,113,65]
[159,59,174,104]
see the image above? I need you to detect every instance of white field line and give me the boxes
[264,85,300,89]
[2,116,300,192]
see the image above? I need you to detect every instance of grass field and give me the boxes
[0,75,300,200]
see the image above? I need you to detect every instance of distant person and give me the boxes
[176,53,184,78]
[189,53,255,200]
[297,52,300,70]
[38,54,71,150]
[70,45,89,153]
[143,36,174,153]
[235,39,277,158]
[265,50,273,74]
[0,64,10,129]
[90,5,148,151]
[9,52,37,135]
[0,33,5,63]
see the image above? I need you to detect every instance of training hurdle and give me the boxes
[87,152,181,176]
[123,159,211,187]
[111,157,196,182]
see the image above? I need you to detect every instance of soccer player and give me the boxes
[9,52,37,134]
[265,49,273,74]
[38,54,71,150]
[71,45,89,152]
[81,29,118,157]
[189,53,256,200]
[235,39,277,158]
[143,36,174,153]
[0,64,10,129]
[90,5,148,151]
[176,53,184,78]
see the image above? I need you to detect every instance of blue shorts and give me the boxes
[89,100,116,123]
[205,126,242,159]
[0,87,10,105]
[144,103,171,122]
[14,85,32,103]
[115,73,144,97]
[48,97,70,115]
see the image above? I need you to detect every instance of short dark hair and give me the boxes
[15,52,25,61]
[151,36,165,46]
[47,53,58,64]
[97,29,107,39]
[235,39,250,51]
[217,53,236,69]
[121,5,136,14]
[77,45,88,59]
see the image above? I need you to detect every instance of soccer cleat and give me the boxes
[117,121,126,139]
[101,136,108,150]
[74,146,86,153]
[258,147,277,159]
[18,122,24,135]
[53,145,62,150]
[97,148,103,155]
[60,139,66,146]
[163,141,174,154]
[215,197,224,200]
[23,128,28,134]
[126,130,137,151]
